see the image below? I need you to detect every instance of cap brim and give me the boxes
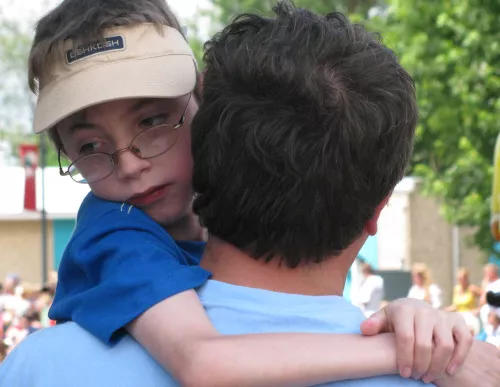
[34,54,196,133]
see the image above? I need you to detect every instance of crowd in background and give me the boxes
[352,262,500,347]
[0,272,56,362]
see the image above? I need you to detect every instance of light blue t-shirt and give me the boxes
[0,280,433,387]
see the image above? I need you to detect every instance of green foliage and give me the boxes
[189,0,382,67]
[378,0,500,258]
[0,7,34,134]
[209,0,380,24]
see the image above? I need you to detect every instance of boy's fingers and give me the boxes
[360,309,388,336]
[421,322,454,383]
[447,320,474,375]
[391,310,415,378]
[411,312,434,380]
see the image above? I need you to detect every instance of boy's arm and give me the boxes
[128,290,397,387]
[128,292,472,387]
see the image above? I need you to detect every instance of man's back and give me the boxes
[0,280,432,387]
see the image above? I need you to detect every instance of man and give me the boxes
[1,2,500,387]
[480,264,500,330]
[481,264,500,300]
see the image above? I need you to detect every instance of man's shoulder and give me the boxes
[0,323,175,387]
[10,322,91,349]
[1,323,105,366]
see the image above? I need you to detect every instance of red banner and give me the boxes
[19,144,39,212]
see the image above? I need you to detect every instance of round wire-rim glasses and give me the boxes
[58,94,192,184]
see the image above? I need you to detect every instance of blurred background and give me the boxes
[1,0,500,359]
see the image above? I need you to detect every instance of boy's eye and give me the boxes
[79,142,102,155]
[140,114,169,128]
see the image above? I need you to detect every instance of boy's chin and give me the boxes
[145,204,190,229]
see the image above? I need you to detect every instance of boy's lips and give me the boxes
[127,184,169,207]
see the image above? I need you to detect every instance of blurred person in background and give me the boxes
[446,268,481,335]
[348,256,365,307]
[408,263,443,309]
[37,271,57,328]
[484,307,500,348]
[4,309,41,355]
[0,274,56,354]
[480,264,500,302]
[479,264,500,331]
[354,263,385,317]
[0,342,7,363]
[0,274,22,313]
[35,291,55,328]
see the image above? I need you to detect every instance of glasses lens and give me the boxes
[70,154,114,183]
[132,125,178,159]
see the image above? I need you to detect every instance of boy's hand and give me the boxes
[360,298,473,383]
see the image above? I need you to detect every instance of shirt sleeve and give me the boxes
[49,199,211,345]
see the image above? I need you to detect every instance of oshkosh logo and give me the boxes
[66,35,125,64]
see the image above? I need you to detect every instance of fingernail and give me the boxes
[422,375,432,384]
[447,363,457,375]
[401,367,411,378]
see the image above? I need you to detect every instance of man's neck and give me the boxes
[200,237,362,296]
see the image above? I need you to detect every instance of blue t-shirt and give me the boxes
[49,192,211,343]
[0,280,434,387]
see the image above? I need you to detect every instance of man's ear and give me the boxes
[365,195,391,236]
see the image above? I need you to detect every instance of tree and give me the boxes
[0,9,33,135]
[375,0,500,257]
[187,0,384,67]
[210,0,381,24]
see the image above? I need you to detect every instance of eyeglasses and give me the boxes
[58,94,191,184]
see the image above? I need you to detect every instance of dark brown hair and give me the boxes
[192,1,418,267]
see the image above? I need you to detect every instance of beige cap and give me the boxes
[34,24,197,133]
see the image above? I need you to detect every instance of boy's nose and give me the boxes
[115,149,151,181]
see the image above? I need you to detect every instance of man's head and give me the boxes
[192,1,417,268]
[29,0,200,226]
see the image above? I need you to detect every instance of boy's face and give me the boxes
[57,96,197,226]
